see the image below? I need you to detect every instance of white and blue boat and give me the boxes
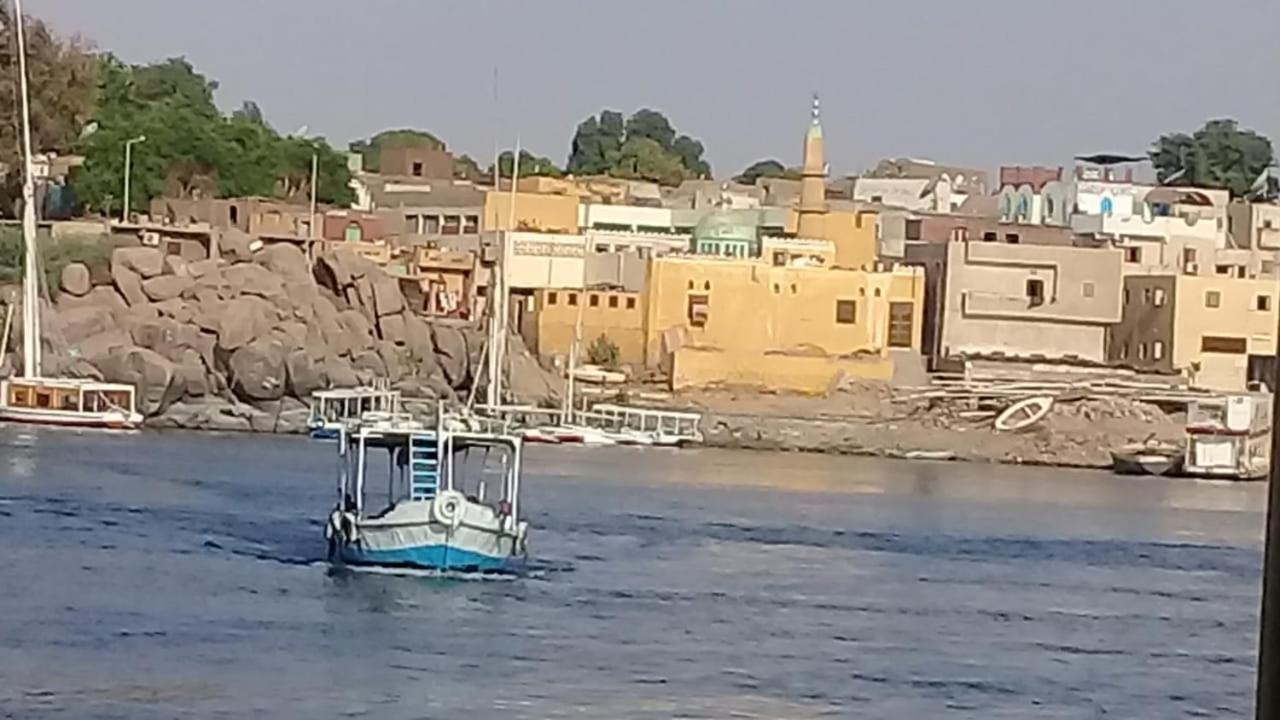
[307,386,401,440]
[324,413,530,573]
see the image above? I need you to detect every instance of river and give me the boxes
[0,426,1265,718]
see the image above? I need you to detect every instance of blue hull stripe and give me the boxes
[338,543,523,573]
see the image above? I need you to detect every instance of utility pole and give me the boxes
[121,135,146,223]
[309,151,318,239]
[1256,335,1280,718]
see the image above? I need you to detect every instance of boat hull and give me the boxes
[327,499,526,573]
[0,406,142,429]
[1111,451,1182,476]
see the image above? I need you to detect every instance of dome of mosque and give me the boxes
[692,208,758,244]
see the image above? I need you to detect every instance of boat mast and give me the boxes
[486,136,519,407]
[13,0,40,378]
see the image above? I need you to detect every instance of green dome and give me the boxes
[693,208,757,243]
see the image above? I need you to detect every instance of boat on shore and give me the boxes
[306,385,401,439]
[1111,440,1183,476]
[324,411,529,573]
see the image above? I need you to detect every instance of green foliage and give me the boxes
[453,154,485,181]
[493,149,563,178]
[567,108,710,185]
[350,129,444,173]
[72,54,354,216]
[1149,119,1276,198]
[0,227,112,297]
[586,334,620,369]
[734,159,799,184]
[0,6,98,214]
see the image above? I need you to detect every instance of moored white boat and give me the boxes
[1110,441,1183,476]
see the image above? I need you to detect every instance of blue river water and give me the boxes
[0,425,1266,718]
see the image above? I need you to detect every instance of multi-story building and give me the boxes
[935,240,1125,363]
[1110,274,1278,391]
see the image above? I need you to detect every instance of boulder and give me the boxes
[214,296,276,352]
[54,306,114,345]
[375,341,405,383]
[93,345,180,415]
[142,274,193,302]
[149,398,253,432]
[56,285,128,318]
[351,350,386,378]
[337,309,374,356]
[273,321,309,349]
[255,243,310,280]
[60,262,91,296]
[284,349,325,397]
[163,255,190,277]
[224,262,285,302]
[173,348,209,397]
[218,228,258,263]
[130,317,179,352]
[432,324,470,389]
[72,329,132,362]
[378,311,406,345]
[228,337,287,401]
[186,258,221,279]
[111,263,148,306]
[371,273,404,317]
[319,356,359,388]
[112,246,164,279]
[313,295,347,355]
[153,298,195,324]
[284,278,321,321]
[403,313,435,362]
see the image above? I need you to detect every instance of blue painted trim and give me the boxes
[310,427,340,440]
[337,543,524,573]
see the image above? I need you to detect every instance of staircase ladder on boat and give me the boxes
[409,433,441,501]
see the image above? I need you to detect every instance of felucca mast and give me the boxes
[13,0,40,377]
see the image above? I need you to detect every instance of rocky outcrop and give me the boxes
[2,242,560,433]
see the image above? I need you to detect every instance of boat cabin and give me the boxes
[1184,393,1272,479]
[2,378,138,415]
[337,423,523,523]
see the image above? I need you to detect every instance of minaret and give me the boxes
[796,92,827,238]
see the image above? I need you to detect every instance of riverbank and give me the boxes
[682,385,1183,469]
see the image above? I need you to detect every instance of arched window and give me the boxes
[1100,197,1114,217]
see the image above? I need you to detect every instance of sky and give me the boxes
[32,0,1280,179]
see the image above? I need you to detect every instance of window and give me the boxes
[424,215,441,234]
[464,215,480,234]
[229,205,239,225]
[1216,264,1233,276]
[1153,341,1165,360]
[568,292,578,306]
[872,287,881,297]
[1142,288,1152,304]
[687,281,694,290]
[687,294,709,327]
[773,283,781,294]
[1184,248,1197,263]
[1026,278,1045,307]
[1201,336,1247,354]
[405,214,420,233]
[589,294,600,308]
[1205,290,1221,308]
[1153,288,1166,307]
[1005,233,1021,244]
[1119,343,1129,360]
[904,219,922,241]
[547,291,558,306]
[1124,247,1141,263]
[608,295,619,309]
[704,281,712,291]
[1138,343,1147,360]
[836,300,857,324]
[344,222,363,243]
[442,215,461,235]
[1265,261,1278,276]
[982,231,998,242]
[773,251,787,267]
[1082,282,1095,298]
[1123,288,1131,304]
[625,297,636,310]
[1259,295,1273,312]
[411,161,424,177]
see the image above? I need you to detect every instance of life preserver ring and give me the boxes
[432,490,466,529]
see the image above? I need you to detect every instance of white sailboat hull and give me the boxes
[0,405,143,429]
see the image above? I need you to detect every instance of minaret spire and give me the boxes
[797,92,827,237]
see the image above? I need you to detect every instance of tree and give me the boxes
[72,54,354,215]
[493,149,563,178]
[1149,119,1275,197]
[0,6,97,213]
[349,128,444,173]
[734,159,799,184]
[566,108,710,185]
[232,100,267,127]
[453,154,484,182]
[586,334,620,369]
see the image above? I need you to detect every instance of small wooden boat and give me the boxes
[993,396,1053,432]
[1111,441,1183,476]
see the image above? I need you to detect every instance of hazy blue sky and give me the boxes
[34,0,1280,178]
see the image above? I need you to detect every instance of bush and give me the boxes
[0,226,113,297]
[586,334,620,369]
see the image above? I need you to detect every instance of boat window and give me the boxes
[10,387,28,406]
[61,392,79,411]
[35,391,51,408]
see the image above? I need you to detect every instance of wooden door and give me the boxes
[888,302,914,348]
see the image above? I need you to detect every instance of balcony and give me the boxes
[1071,212,1223,243]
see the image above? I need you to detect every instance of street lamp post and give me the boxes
[121,135,146,223]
